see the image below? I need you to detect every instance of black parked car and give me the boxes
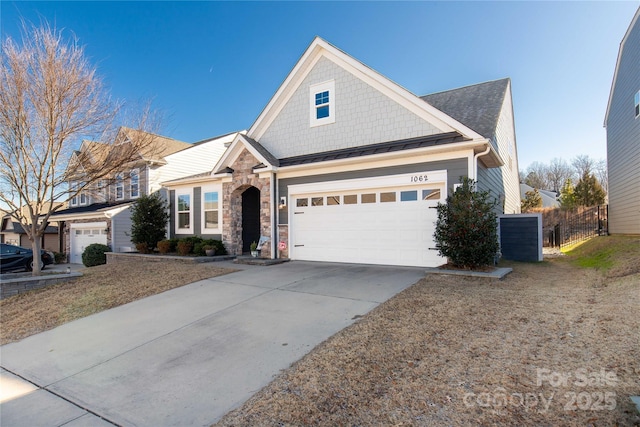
[0,243,54,273]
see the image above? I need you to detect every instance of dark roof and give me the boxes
[49,201,131,217]
[242,136,280,167]
[421,78,510,139]
[1,220,57,234]
[279,132,468,167]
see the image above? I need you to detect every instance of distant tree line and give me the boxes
[520,155,607,210]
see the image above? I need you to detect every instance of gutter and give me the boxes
[473,144,492,180]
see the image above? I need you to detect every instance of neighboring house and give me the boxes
[604,6,640,235]
[519,184,560,208]
[0,216,59,252]
[49,127,192,263]
[163,37,520,268]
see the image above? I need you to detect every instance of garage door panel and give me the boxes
[291,183,446,268]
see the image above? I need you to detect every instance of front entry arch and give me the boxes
[241,186,260,253]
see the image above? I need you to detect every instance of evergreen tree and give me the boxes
[574,172,606,207]
[434,178,499,269]
[559,178,577,210]
[130,193,170,252]
[521,189,543,212]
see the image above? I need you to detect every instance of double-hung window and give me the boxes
[115,173,124,200]
[202,190,219,230]
[309,80,335,127]
[177,192,191,231]
[130,169,140,198]
[635,90,639,118]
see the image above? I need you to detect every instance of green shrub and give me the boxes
[53,252,66,264]
[168,238,179,252]
[130,193,170,251]
[434,178,499,269]
[82,243,111,267]
[191,239,227,256]
[157,240,171,254]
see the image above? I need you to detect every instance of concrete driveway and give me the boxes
[0,261,425,427]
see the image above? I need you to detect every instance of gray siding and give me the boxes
[112,208,134,252]
[606,11,640,234]
[278,159,467,224]
[260,56,444,159]
[477,83,520,215]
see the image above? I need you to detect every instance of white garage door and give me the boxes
[70,222,108,264]
[289,172,448,268]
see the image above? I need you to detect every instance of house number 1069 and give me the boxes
[410,175,429,183]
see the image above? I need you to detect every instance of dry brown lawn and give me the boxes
[0,261,234,345]
[217,236,640,426]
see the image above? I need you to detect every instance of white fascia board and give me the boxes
[275,141,486,179]
[49,211,110,222]
[162,174,222,188]
[249,36,483,141]
[211,134,272,174]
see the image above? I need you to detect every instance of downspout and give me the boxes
[473,143,492,181]
[270,172,276,259]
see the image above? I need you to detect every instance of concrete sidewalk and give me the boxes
[0,261,424,427]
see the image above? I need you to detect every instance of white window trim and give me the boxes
[70,181,78,206]
[309,80,335,127]
[130,168,140,199]
[200,184,222,234]
[175,189,193,234]
[115,173,124,201]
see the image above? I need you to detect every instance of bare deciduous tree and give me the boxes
[0,22,161,275]
[546,157,574,193]
[524,161,550,190]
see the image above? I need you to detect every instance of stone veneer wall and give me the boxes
[277,224,289,258]
[222,148,272,257]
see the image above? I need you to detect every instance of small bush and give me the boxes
[168,238,179,252]
[176,240,193,256]
[434,177,499,269]
[53,252,66,264]
[135,242,150,254]
[82,243,111,267]
[157,240,171,254]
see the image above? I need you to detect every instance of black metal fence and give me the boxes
[547,205,608,248]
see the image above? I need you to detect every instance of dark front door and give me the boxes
[242,187,261,253]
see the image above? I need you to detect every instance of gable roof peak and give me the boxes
[421,78,511,139]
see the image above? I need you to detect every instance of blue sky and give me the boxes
[1,1,638,171]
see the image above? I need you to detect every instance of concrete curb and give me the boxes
[425,267,512,280]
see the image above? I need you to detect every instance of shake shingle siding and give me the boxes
[606,8,640,234]
[260,57,444,159]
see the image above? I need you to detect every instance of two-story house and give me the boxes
[163,37,521,268]
[49,127,191,263]
[605,6,640,235]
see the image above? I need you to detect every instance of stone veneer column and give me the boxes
[222,148,272,258]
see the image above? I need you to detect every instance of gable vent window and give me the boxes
[310,80,335,127]
[635,90,639,118]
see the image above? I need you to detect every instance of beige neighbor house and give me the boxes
[162,37,521,268]
[604,6,640,235]
[49,127,193,263]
